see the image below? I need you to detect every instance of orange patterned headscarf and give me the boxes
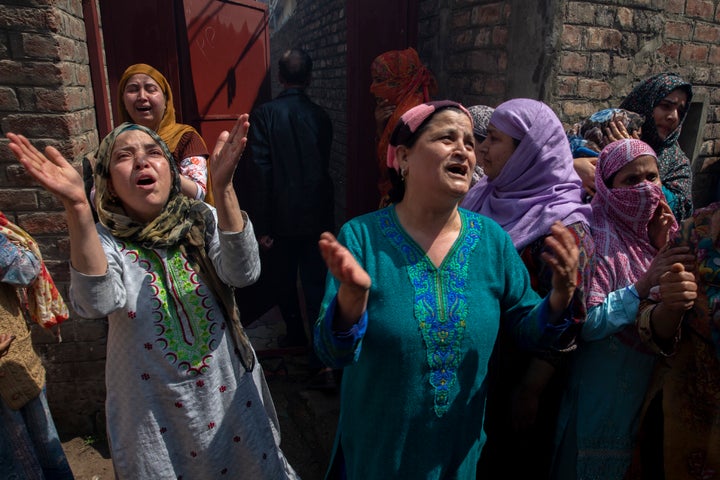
[117,63,198,154]
[370,48,437,199]
[0,212,68,328]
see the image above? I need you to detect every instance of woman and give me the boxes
[0,213,74,479]
[466,104,494,184]
[314,101,581,479]
[575,73,693,220]
[117,63,211,202]
[370,48,437,205]
[461,98,594,479]
[627,203,720,479]
[552,139,692,479]
[7,118,298,479]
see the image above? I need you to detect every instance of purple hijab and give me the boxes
[461,98,591,250]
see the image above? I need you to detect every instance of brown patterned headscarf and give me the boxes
[94,123,255,371]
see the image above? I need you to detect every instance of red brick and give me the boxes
[611,56,631,74]
[484,77,505,95]
[0,5,50,30]
[617,7,634,28]
[557,76,578,96]
[586,27,622,50]
[665,0,686,13]
[560,52,588,73]
[659,42,682,62]
[0,60,63,87]
[452,10,471,28]
[473,28,492,47]
[710,46,720,67]
[680,43,709,63]
[491,26,507,46]
[665,21,693,40]
[578,79,612,100]
[695,23,720,43]
[567,1,596,24]
[561,24,583,48]
[0,86,18,109]
[686,0,714,18]
[16,212,67,235]
[472,3,503,25]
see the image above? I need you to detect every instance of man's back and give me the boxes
[246,87,334,238]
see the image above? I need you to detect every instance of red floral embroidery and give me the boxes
[159,427,167,434]
[141,373,150,380]
[128,311,136,319]
[196,380,205,387]
[208,422,215,429]
[144,343,152,350]
[233,436,241,443]
[219,385,227,393]
[175,402,183,408]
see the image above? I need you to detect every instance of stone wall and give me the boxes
[0,0,105,435]
[264,0,348,223]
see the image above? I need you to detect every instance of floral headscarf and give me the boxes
[371,48,437,199]
[619,72,693,221]
[0,212,68,328]
[588,139,678,308]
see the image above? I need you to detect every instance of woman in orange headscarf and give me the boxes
[117,63,212,203]
[370,48,437,205]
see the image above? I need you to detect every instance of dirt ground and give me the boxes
[61,353,340,480]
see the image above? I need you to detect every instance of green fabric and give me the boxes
[317,207,561,479]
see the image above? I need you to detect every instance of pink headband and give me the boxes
[386,100,472,172]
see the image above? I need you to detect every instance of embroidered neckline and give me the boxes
[378,207,481,416]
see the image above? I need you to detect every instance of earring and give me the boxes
[400,168,407,181]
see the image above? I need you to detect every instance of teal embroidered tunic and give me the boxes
[314,207,573,479]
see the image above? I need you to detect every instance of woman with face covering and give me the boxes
[313,101,581,479]
[6,118,298,479]
[461,98,594,479]
[117,63,211,202]
[574,73,693,219]
[552,139,693,479]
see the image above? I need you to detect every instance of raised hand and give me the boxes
[542,221,580,315]
[6,133,86,208]
[658,263,697,312]
[635,245,695,298]
[647,200,676,250]
[318,231,371,330]
[210,114,250,191]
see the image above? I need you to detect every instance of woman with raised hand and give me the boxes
[7,116,298,479]
[314,100,581,479]
[552,139,693,479]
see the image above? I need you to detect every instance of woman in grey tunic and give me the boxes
[7,117,298,479]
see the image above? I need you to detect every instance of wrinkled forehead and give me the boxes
[124,73,162,90]
[112,129,159,151]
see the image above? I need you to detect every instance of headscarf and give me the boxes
[117,63,200,155]
[94,123,255,372]
[467,105,494,141]
[0,213,68,328]
[588,139,678,308]
[460,98,591,250]
[467,105,494,184]
[371,48,437,198]
[386,100,472,173]
[619,72,693,221]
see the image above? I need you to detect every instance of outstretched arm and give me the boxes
[318,231,371,331]
[6,133,107,275]
[210,114,250,232]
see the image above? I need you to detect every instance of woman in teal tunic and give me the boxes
[313,101,582,479]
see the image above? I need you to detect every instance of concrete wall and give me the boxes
[0,0,106,435]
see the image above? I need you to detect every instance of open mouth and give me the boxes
[136,175,156,186]
[447,163,468,176]
[136,106,152,113]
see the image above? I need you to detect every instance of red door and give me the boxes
[92,0,270,146]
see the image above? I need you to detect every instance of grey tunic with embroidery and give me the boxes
[70,211,297,480]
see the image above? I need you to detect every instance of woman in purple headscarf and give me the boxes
[552,139,692,479]
[461,98,594,479]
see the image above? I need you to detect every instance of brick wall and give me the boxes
[418,0,720,207]
[0,0,105,435]
[263,0,348,225]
